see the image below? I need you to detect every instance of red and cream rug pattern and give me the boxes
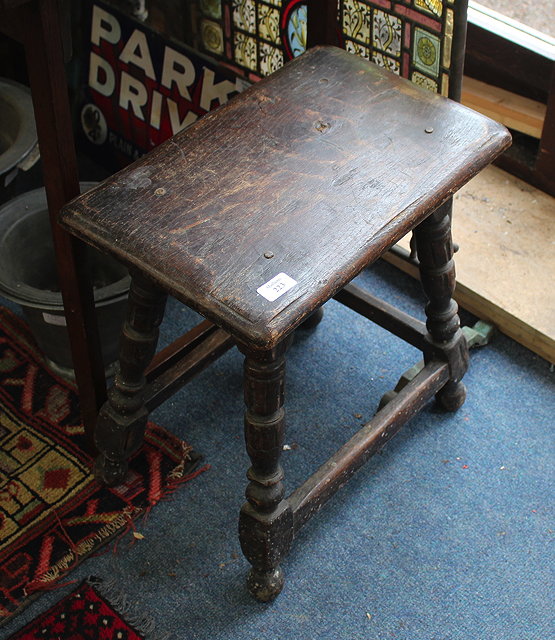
[0,308,203,624]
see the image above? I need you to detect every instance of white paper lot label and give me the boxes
[257,273,297,302]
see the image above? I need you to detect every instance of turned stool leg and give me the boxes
[94,273,167,486]
[237,340,294,602]
[414,200,469,411]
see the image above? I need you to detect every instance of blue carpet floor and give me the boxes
[1,261,553,640]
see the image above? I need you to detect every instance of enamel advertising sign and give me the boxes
[80,1,246,167]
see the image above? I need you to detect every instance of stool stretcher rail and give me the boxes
[145,323,234,412]
[334,283,428,350]
[289,360,449,533]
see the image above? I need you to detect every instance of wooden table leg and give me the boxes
[21,0,108,446]
[95,273,167,486]
[237,339,294,602]
[414,200,469,411]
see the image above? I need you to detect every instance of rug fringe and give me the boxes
[87,576,172,640]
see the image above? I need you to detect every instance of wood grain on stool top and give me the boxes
[60,46,510,349]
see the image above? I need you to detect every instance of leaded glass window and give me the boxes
[339,1,460,97]
[198,0,308,78]
[196,1,465,97]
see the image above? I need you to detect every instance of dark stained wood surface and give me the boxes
[61,46,510,350]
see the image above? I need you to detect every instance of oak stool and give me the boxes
[60,47,510,601]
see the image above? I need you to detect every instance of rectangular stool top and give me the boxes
[61,46,510,349]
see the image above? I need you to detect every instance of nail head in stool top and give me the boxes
[60,46,510,600]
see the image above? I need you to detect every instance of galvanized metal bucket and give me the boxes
[0,184,130,379]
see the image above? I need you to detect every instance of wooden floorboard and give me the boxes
[385,165,555,364]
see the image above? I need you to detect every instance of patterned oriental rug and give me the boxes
[6,579,151,640]
[0,308,204,625]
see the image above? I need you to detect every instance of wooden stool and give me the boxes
[60,47,510,601]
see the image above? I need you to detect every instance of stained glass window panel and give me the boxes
[197,0,308,78]
[195,1,464,97]
[339,0,464,97]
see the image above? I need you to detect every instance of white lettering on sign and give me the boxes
[161,48,196,101]
[150,90,163,130]
[91,5,121,46]
[257,274,298,302]
[167,99,199,133]
[89,51,115,97]
[119,29,156,80]
[200,68,237,112]
[119,71,148,120]
[88,4,240,138]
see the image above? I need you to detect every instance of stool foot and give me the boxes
[94,453,128,487]
[299,307,324,330]
[436,380,466,412]
[247,567,285,602]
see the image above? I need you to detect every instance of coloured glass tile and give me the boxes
[258,4,282,43]
[415,0,443,17]
[260,40,285,73]
[202,19,225,54]
[201,0,223,19]
[234,31,258,70]
[372,10,402,57]
[413,27,440,76]
[373,51,400,74]
[345,40,370,59]
[233,0,256,33]
[443,7,454,68]
[286,3,308,57]
[412,70,438,92]
[342,0,372,46]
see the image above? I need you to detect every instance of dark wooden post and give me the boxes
[414,200,469,411]
[94,274,167,485]
[2,0,108,448]
[237,340,294,602]
[307,0,338,48]
[536,68,555,194]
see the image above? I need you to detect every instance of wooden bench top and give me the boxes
[61,46,510,349]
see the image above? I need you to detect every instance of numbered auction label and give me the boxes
[257,273,297,302]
